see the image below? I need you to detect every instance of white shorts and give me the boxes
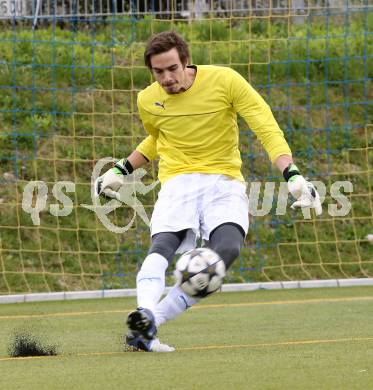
[150,173,249,253]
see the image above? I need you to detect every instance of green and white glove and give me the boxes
[284,163,322,215]
[94,158,134,200]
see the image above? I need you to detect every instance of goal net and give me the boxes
[0,0,372,294]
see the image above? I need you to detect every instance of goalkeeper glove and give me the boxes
[94,158,134,200]
[283,163,322,216]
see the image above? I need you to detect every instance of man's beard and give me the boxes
[164,81,190,94]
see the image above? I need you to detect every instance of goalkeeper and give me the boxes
[95,31,321,352]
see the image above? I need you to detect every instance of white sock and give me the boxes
[136,253,169,312]
[153,285,199,327]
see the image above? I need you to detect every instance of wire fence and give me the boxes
[0,0,370,21]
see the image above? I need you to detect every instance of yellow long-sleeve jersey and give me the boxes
[136,65,291,183]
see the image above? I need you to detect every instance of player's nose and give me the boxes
[163,70,174,84]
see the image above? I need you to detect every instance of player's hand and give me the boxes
[284,164,322,216]
[94,159,133,200]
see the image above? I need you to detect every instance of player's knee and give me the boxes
[209,224,244,268]
[148,231,186,263]
[213,241,241,269]
[148,241,174,262]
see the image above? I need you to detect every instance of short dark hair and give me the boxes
[144,31,190,69]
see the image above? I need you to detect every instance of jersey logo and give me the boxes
[154,101,165,109]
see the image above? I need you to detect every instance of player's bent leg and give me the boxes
[126,231,187,350]
[136,230,186,312]
[209,222,245,269]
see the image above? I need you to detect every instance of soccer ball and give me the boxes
[174,248,226,298]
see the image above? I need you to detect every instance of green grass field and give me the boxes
[1,286,372,389]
